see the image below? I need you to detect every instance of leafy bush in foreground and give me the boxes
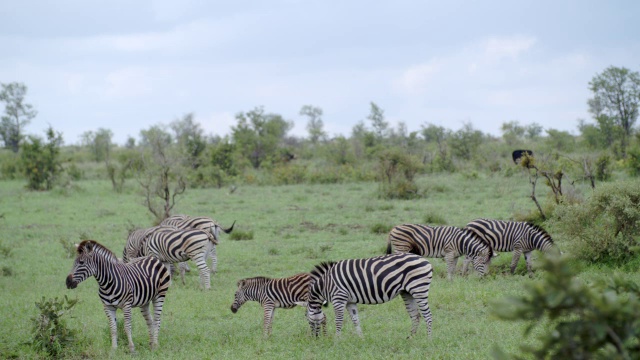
[31,295,78,358]
[492,255,640,359]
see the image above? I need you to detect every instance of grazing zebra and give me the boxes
[464,219,557,275]
[66,240,171,353]
[137,228,215,289]
[386,224,493,280]
[161,215,236,274]
[122,225,176,263]
[306,253,433,338]
[230,273,326,337]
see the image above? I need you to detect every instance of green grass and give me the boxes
[0,175,637,359]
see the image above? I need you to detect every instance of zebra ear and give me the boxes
[84,241,94,253]
[237,280,245,287]
[74,243,79,249]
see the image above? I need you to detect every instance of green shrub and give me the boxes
[370,223,393,234]
[21,126,63,191]
[229,230,254,241]
[492,255,640,360]
[0,150,21,179]
[423,213,447,225]
[31,295,78,358]
[595,153,612,181]
[625,146,640,176]
[377,149,423,199]
[271,163,307,185]
[551,181,640,264]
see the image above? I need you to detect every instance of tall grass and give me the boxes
[0,176,636,359]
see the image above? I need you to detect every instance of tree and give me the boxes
[170,113,206,169]
[136,125,185,222]
[80,128,113,162]
[21,126,63,190]
[449,122,484,160]
[231,107,292,169]
[501,121,525,145]
[0,82,37,153]
[588,66,640,158]
[366,102,388,140]
[300,105,326,144]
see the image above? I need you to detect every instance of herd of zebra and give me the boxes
[65,215,557,352]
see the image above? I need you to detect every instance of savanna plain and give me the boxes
[1,174,636,359]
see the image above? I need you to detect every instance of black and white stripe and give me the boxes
[135,228,215,289]
[122,225,176,263]
[386,224,493,279]
[161,215,235,274]
[306,253,433,338]
[66,240,171,353]
[464,219,556,275]
[230,273,326,337]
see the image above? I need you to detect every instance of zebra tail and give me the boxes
[385,239,392,254]
[222,220,236,234]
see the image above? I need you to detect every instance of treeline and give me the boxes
[1,66,639,192]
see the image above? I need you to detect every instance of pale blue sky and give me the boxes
[1,0,639,145]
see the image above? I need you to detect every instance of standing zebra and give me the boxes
[464,219,557,275]
[66,240,171,353]
[161,215,236,275]
[136,228,215,289]
[386,224,493,280]
[306,253,433,338]
[230,273,326,337]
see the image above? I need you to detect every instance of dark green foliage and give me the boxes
[0,82,37,153]
[596,153,613,181]
[31,295,78,358]
[229,229,254,241]
[552,181,640,264]
[492,255,640,360]
[0,150,21,179]
[210,140,237,176]
[20,126,63,190]
[449,122,485,160]
[377,148,423,199]
[423,213,447,225]
[370,223,392,234]
[625,146,640,176]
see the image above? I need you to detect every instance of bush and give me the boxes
[21,126,63,190]
[31,295,78,358]
[377,149,423,199]
[229,229,254,241]
[551,181,640,264]
[423,213,447,225]
[370,223,393,234]
[595,153,612,181]
[492,255,640,359]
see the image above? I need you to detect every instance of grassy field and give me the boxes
[0,173,636,359]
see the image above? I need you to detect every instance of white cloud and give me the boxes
[104,67,154,98]
[482,35,537,63]
[393,59,442,96]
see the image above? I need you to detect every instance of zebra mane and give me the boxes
[241,276,271,286]
[77,240,119,262]
[526,222,554,243]
[310,261,336,280]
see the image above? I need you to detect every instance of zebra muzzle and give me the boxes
[66,275,78,289]
[230,305,238,313]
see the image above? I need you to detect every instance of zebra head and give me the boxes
[307,262,334,336]
[465,232,493,277]
[66,240,99,289]
[231,277,267,313]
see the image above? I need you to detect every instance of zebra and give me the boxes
[386,224,493,280]
[230,273,326,337]
[464,219,557,275]
[136,228,215,289]
[66,240,171,353]
[161,215,236,275]
[306,253,433,338]
[122,225,176,263]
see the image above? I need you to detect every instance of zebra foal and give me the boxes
[307,253,433,338]
[387,224,493,279]
[66,240,171,353]
[161,215,236,274]
[464,219,557,275]
[230,273,326,337]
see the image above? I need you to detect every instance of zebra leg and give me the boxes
[345,303,363,337]
[510,249,523,274]
[140,303,156,350]
[103,305,118,350]
[152,296,165,347]
[208,244,217,274]
[191,253,211,290]
[524,251,534,277]
[415,297,433,337]
[262,303,275,337]
[179,263,186,285]
[333,301,346,336]
[179,262,191,273]
[444,253,458,280]
[400,292,420,338]
[123,304,135,353]
[461,256,471,276]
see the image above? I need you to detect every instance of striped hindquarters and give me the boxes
[142,228,211,263]
[466,219,554,253]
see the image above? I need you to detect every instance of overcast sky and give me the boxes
[1,0,639,145]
